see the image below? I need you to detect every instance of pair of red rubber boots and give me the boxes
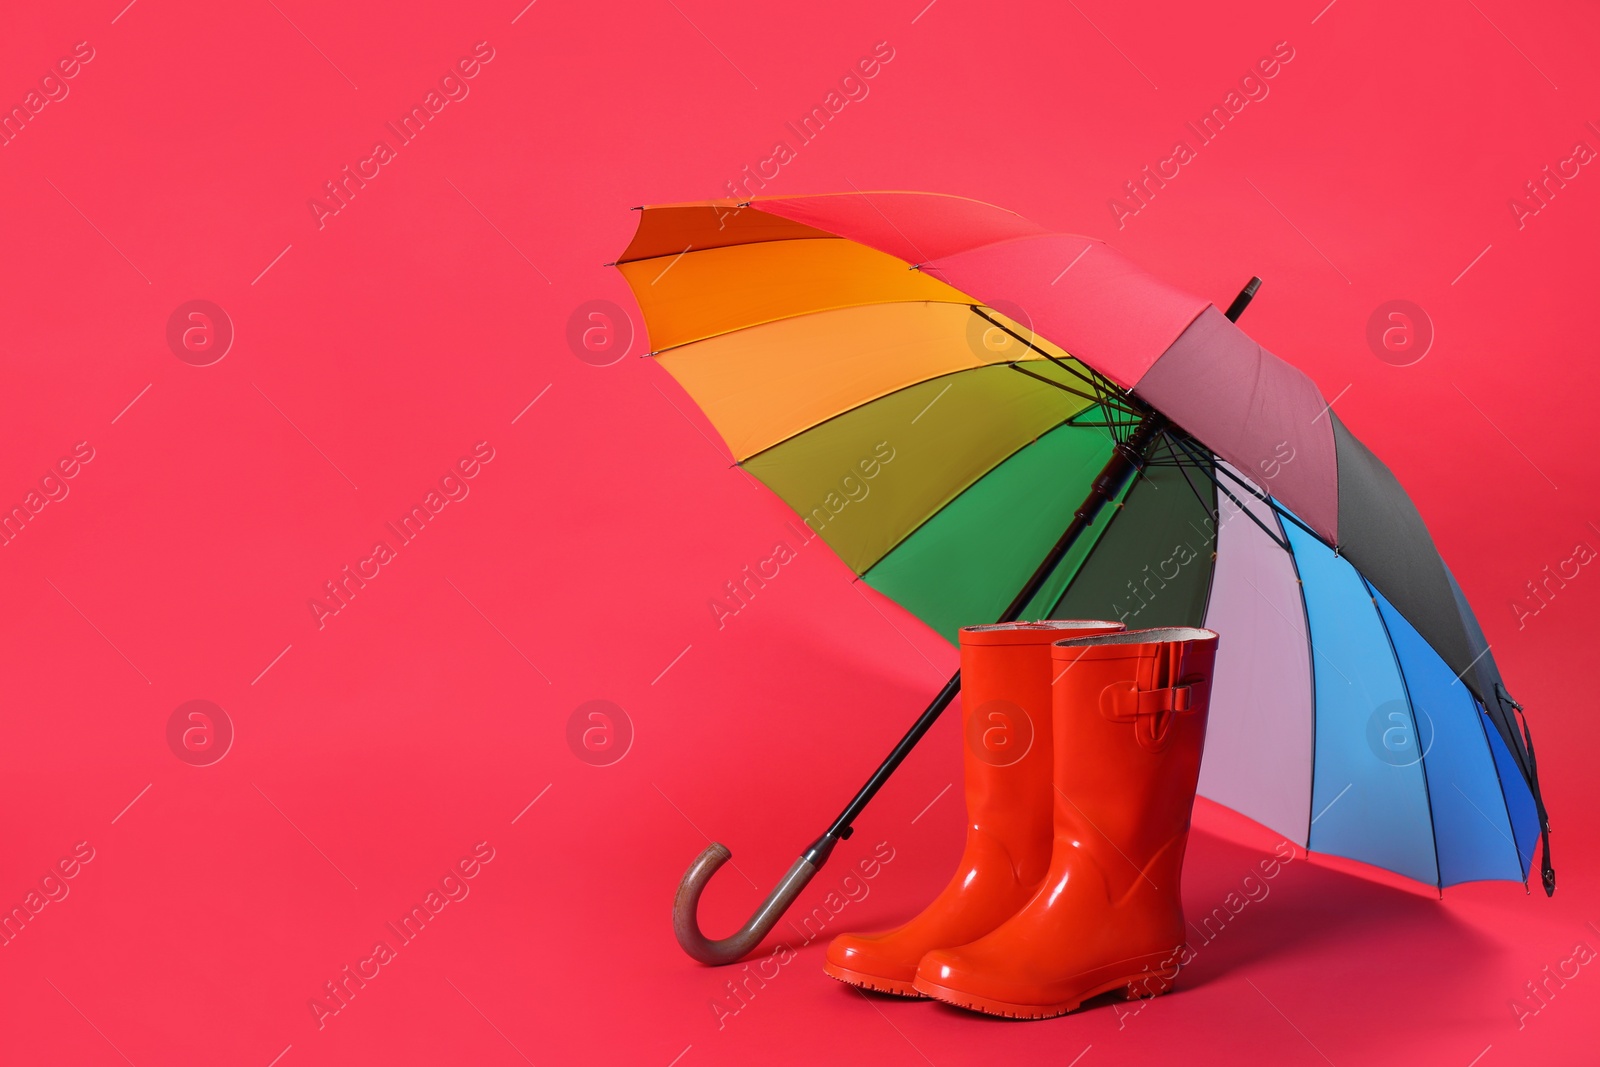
[824,621,1219,1019]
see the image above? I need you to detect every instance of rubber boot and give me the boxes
[914,626,1218,1018]
[823,620,1123,997]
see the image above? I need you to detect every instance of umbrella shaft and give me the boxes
[821,410,1165,844]
[999,413,1165,622]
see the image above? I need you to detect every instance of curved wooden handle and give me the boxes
[672,843,823,965]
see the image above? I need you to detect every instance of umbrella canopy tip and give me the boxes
[1224,276,1263,322]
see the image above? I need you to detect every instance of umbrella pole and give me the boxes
[673,412,1165,964]
[672,282,1260,965]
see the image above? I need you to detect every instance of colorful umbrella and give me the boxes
[613,192,1553,965]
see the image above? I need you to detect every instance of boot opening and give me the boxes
[965,620,1122,634]
[1053,626,1217,647]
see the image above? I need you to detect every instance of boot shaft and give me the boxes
[960,620,1124,774]
[1048,627,1219,872]
[957,621,1122,847]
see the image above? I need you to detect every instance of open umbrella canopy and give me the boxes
[615,192,1551,896]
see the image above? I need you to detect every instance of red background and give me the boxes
[2,1,1597,1064]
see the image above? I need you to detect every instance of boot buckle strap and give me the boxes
[1101,682,1192,717]
[1100,682,1193,749]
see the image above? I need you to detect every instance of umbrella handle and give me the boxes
[672,837,836,965]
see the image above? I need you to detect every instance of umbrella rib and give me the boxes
[1089,370,1121,440]
[734,356,1122,470]
[1365,574,1444,890]
[968,306,1123,398]
[611,232,828,266]
[1462,702,1532,879]
[1160,431,1215,517]
[1160,433,1233,615]
[1281,505,1321,854]
[1007,363,1138,414]
[1165,435,1291,553]
[1168,433,1340,555]
[730,365,987,466]
[642,297,978,358]
[1204,453,1339,552]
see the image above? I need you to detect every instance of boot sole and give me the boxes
[912,950,1180,1019]
[823,961,926,998]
